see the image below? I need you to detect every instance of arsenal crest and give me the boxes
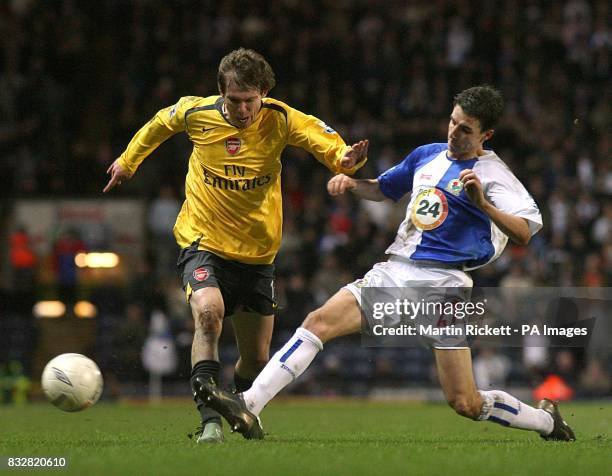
[193,267,209,282]
[225,137,241,155]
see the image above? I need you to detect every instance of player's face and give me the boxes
[222,83,266,129]
[447,105,492,160]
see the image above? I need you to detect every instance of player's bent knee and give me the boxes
[448,397,480,420]
[192,303,223,335]
[302,310,333,342]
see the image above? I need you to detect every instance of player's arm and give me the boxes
[103,97,193,193]
[330,147,419,201]
[286,107,368,175]
[459,169,533,245]
[327,174,386,201]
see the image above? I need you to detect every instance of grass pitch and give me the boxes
[0,399,609,476]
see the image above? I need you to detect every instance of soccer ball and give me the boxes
[41,353,104,412]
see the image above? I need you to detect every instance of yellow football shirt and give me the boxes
[117,95,366,264]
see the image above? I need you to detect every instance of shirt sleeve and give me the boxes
[286,107,367,175]
[117,97,197,176]
[376,148,420,201]
[481,160,543,236]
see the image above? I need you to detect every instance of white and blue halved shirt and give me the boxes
[378,143,542,271]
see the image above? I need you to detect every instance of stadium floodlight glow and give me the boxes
[74,301,97,319]
[74,252,120,268]
[33,301,66,319]
[75,253,87,268]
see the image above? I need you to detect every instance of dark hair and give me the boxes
[453,85,504,131]
[217,48,276,94]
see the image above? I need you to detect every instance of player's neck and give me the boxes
[451,146,486,161]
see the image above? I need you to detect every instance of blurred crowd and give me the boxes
[1,0,610,398]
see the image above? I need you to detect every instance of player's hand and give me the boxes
[459,169,486,208]
[340,139,369,169]
[103,159,131,193]
[328,174,357,196]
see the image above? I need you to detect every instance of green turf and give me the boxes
[0,400,609,476]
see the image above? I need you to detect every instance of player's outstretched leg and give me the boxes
[435,349,575,441]
[238,290,360,416]
[536,399,576,441]
[194,376,264,440]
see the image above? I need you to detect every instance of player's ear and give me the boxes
[483,129,494,142]
[261,89,269,98]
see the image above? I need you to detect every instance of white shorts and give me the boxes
[344,255,473,349]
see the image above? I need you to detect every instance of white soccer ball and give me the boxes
[41,353,103,412]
